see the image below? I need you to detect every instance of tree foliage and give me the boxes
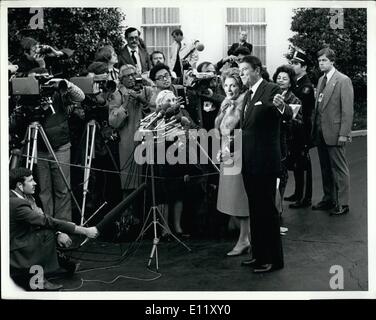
[288,8,366,98]
[8,8,126,77]
[287,8,367,129]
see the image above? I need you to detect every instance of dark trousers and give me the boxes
[242,173,284,267]
[292,150,313,201]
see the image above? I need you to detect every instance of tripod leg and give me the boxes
[26,124,38,170]
[147,208,160,271]
[37,124,82,216]
[81,122,96,225]
[155,220,192,252]
[97,128,120,172]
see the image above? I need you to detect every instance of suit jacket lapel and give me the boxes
[123,46,133,65]
[315,77,323,110]
[321,71,338,110]
[243,80,267,127]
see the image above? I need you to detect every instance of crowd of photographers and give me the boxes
[8,27,316,244]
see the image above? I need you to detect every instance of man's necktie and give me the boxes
[243,89,253,116]
[131,50,137,65]
[318,75,327,95]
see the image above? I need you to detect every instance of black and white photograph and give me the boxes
[1,0,375,301]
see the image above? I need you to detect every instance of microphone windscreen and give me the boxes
[181,116,191,126]
[164,107,176,119]
[174,114,182,122]
[196,43,204,51]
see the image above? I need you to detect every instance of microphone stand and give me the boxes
[134,158,191,272]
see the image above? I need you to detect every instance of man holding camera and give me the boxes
[33,75,85,222]
[9,167,98,291]
[17,37,65,76]
[109,65,153,198]
[169,29,200,84]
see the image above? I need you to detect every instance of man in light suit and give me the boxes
[169,29,199,83]
[118,27,151,74]
[311,47,354,216]
[239,55,285,273]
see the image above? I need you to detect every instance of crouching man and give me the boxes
[9,167,99,291]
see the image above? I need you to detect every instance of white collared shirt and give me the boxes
[127,46,142,73]
[325,66,336,82]
[245,78,284,114]
[250,77,263,100]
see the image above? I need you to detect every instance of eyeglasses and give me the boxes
[155,74,171,81]
[121,73,136,79]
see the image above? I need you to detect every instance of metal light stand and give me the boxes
[135,163,191,272]
[25,121,82,216]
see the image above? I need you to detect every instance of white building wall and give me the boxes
[265,5,295,76]
[120,3,294,75]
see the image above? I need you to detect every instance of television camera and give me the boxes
[185,70,219,92]
[9,73,66,149]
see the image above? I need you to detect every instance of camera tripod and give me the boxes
[24,121,82,215]
[134,163,191,272]
[79,119,120,226]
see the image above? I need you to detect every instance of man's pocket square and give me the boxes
[254,101,263,106]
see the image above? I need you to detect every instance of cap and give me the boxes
[291,50,307,63]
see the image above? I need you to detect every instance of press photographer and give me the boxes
[16,37,67,77]
[13,68,85,222]
[67,46,123,222]
[185,63,225,131]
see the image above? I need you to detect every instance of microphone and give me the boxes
[164,105,180,119]
[180,116,191,127]
[140,111,156,124]
[163,114,182,130]
[145,110,165,129]
[195,41,205,52]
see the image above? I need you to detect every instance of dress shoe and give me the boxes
[289,199,312,209]
[226,244,250,256]
[284,194,298,202]
[312,201,336,211]
[42,278,63,291]
[241,258,257,267]
[330,205,349,216]
[253,263,283,273]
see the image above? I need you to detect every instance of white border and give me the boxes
[1,0,375,300]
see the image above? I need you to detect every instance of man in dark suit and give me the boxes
[286,49,314,208]
[239,55,284,273]
[9,168,98,290]
[118,27,151,73]
[228,30,253,56]
[311,48,353,216]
